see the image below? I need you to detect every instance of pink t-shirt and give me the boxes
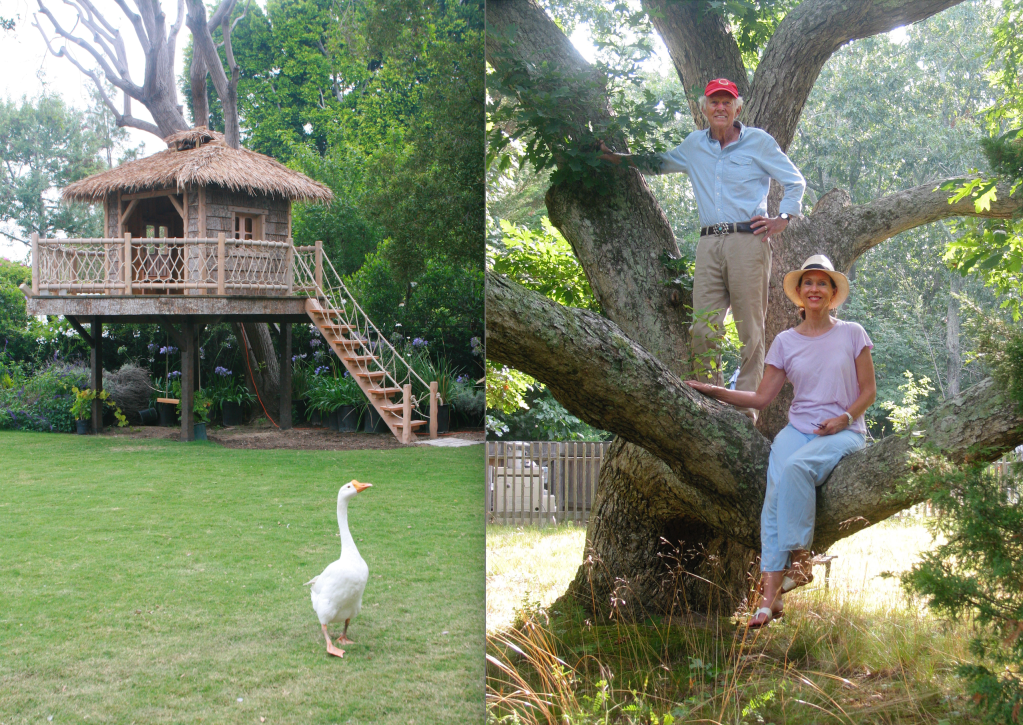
[764,319,873,435]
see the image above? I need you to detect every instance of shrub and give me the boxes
[0,360,88,432]
[104,363,155,423]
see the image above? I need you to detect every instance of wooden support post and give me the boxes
[123,233,132,294]
[280,322,292,430]
[314,240,322,291]
[31,233,39,295]
[286,239,294,295]
[91,317,103,435]
[217,233,226,295]
[180,321,195,442]
[402,383,412,444]
[429,381,438,440]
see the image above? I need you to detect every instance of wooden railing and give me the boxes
[30,233,322,297]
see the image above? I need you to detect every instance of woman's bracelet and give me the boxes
[844,411,854,425]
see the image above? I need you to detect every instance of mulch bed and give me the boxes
[98,418,484,451]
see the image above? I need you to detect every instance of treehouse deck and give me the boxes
[24,234,437,444]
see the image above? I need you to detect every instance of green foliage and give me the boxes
[0,95,108,242]
[879,371,934,433]
[304,369,366,413]
[488,385,609,441]
[901,458,1023,724]
[347,242,484,376]
[963,302,1023,414]
[489,218,599,311]
[486,360,534,416]
[69,387,127,427]
[943,218,1023,321]
[0,358,88,432]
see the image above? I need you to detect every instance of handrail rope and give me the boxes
[238,323,280,429]
[319,252,432,393]
[292,250,427,406]
[317,266,420,404]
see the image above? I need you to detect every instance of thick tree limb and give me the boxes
[34,0,188,139]
[186,0,240,147]
[747,0,964,148]
[816,378,1023,547]
[488,269,1023,540]
[488,0,692,374]
[806,179,1023,267]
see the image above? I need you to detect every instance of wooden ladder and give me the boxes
[304,298,427,443]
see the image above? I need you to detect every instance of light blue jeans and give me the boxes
[761,424,865,572]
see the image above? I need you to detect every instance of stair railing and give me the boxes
[292,244,434,408]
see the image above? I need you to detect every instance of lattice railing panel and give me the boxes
[36,239,127,293]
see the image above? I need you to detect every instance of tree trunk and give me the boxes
[235,322,281,421]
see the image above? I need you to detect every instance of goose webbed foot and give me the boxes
[336,618,354,645]
[322,624,345,658]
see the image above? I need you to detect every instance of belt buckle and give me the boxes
[713,223,728,235]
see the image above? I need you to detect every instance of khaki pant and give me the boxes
[690,231,771,402]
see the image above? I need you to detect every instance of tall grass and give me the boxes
[486,519,974,724]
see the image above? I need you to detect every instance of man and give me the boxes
[601,78,806,419]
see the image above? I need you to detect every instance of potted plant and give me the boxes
[448,374,484,429]
[210,367,254,426]
[334,372,365,432]
[181,388,213,440]
[429,356,458,434]
[70,387,128,434]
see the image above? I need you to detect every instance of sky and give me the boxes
[0,0,187,261]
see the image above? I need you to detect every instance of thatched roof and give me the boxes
[63,128,333,203]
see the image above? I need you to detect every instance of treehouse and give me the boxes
[24,128,435,443]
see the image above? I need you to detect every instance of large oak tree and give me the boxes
[486,0,1023,615]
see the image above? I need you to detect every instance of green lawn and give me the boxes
[0,432,484,724]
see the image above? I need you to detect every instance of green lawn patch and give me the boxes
[0,432,484,724]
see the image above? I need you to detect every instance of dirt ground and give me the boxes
[99,418,485,451]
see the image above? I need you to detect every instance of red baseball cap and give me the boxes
[704,78,739,98]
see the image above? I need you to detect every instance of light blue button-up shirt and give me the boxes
[650,123,806,228]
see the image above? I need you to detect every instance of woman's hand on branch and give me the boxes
[686,380,721,398]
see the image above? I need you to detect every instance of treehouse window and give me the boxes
[234,214,261,240]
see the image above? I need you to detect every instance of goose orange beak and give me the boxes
[352,481,373,493]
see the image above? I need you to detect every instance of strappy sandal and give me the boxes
[746,607,775,628]
[780,550,814,593]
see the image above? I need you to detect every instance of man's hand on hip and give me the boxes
[750,215,789,240]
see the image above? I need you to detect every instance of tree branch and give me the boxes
[747,0,966,148]
[805,178,1023,269]
[489,270,1023,552]
[487,268,771,525]
[815,377,1023,547]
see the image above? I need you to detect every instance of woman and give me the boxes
[687,255,876,628]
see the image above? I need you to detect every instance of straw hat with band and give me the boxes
[782,255,849,310]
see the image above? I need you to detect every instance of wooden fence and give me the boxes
[486,441,611,526]
[893,448,1021,519]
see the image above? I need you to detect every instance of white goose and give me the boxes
[305,480,372,658]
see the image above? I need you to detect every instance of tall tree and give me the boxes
[486,0,1023,615]
[0,95,106,244]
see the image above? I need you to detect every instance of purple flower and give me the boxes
[456,374,470,384]
[412,338,428,348]
[159,346,178,355]
[314,366,330,375]
[214,366,232,377]
[310,339,322,348]
[168,370,182,379]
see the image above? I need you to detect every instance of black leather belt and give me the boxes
[700,222,754,236]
